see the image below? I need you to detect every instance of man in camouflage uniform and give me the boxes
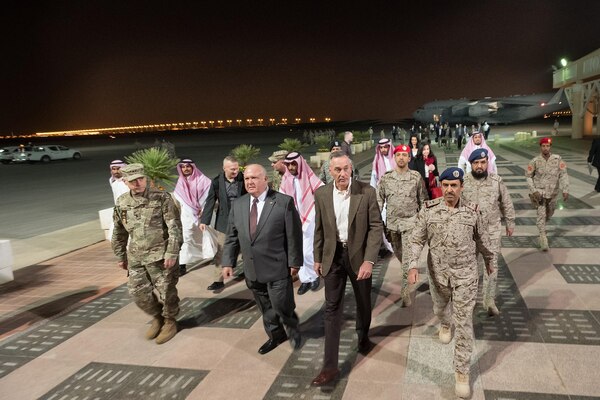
[268,149,288,191]
[112,163,183,344]
[408,167,494,399]
[462,148,515,316]
[526,137,569,251]
[377,144,428,306]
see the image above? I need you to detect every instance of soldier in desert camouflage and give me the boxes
[526,137,569,251]
[112,163,183,345]
[376,144,427,306]
[407,167,494,399]
[462,148,515,316]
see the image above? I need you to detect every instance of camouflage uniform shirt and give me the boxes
[112,188,183,265]
[526,154,569,199]
[409,198,494,286]
[462,173,515,231]
[376,169,428,232]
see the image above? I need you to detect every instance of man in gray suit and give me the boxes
[222,164,304,355]
[311,152,383,386]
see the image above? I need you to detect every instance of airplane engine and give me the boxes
[468,104,493,117]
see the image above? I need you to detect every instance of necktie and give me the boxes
[249,198,258,240]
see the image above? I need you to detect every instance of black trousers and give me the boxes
[595,166,600,192]
[246,276,298,340]
[322,244,372,370]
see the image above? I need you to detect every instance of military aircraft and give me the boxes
[412,89,568,124]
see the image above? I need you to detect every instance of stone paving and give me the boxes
[1,134,600,399]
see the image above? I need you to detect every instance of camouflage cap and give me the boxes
[268,150,288,162]
[121,163,145,181]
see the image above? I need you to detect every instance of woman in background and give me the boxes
[413,143,439,199]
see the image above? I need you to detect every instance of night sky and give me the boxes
[2,1,599,134]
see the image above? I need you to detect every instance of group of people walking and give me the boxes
[106,128,571,398]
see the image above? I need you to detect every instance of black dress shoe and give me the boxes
[258,335,287,355]
[357,338,374,354]
[297,282,311,295]
[207,281,224,291]
[288,329,302,350]
[179,265,187,276]
[310,278,320,291]
[311,368,340,386]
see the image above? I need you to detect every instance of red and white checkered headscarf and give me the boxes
[371,138,396,185]
[175,159,211,218]
[279,152,323,226]
[460,132,497,173]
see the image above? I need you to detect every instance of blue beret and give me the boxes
[468,148,488,163]
[439,167,464,181]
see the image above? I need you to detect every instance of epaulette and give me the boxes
[424,198,443,208]
[464,201,479,212]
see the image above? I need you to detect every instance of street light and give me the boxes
[257,118,264,125]
[269,118,275,125]
[325,117,331,123]
[236,119,242,126]
[309,117,315,123]
[560,58,568,67]
[295,118,301,124]
[226,119,232,127]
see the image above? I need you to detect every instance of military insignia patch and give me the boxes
[453,170,460,178]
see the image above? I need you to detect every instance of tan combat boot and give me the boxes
[438,324,452,344]
[539,233,548,251]
[487,300,500,316]
[145,315,164,340]
[455,372,470,398]
[155,318,177,344]
[400,288,412,307]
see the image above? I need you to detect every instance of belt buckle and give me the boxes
[339,241,348,249]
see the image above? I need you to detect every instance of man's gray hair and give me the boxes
[329,151,353,166]
[223,155,238,165]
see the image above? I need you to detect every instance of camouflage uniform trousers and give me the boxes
[481,222,502,308]
[429,272,478,375]
[536,196,557,235]
[128,260,180,319]
[386,227,413,300]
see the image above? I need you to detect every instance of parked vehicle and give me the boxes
[0,146,22,164]
[13,145,82,163]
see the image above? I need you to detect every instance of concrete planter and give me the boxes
[316,151,330,162]
[309,155,322,168]
[0,240,14,284]
[99,208,113,240]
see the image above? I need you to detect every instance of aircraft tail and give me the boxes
[548,88,564,105]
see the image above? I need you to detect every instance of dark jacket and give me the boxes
[588,139,600,168]
[412,156,439,193]
[200,172,246,233]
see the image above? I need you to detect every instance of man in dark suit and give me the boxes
[222,164,304,354]
[311,152,383,386]
[588,138,600,192]
[200,156,246,291]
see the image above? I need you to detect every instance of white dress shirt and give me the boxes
[333,181,351,242]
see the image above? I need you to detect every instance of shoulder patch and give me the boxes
[527,164,533,171]
[425,198,443,208]
[559,161,567,170]
[464,201,479,212]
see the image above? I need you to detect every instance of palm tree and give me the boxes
[125,147,179,189]
[278,138,308,153]
[231,144,261,168]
